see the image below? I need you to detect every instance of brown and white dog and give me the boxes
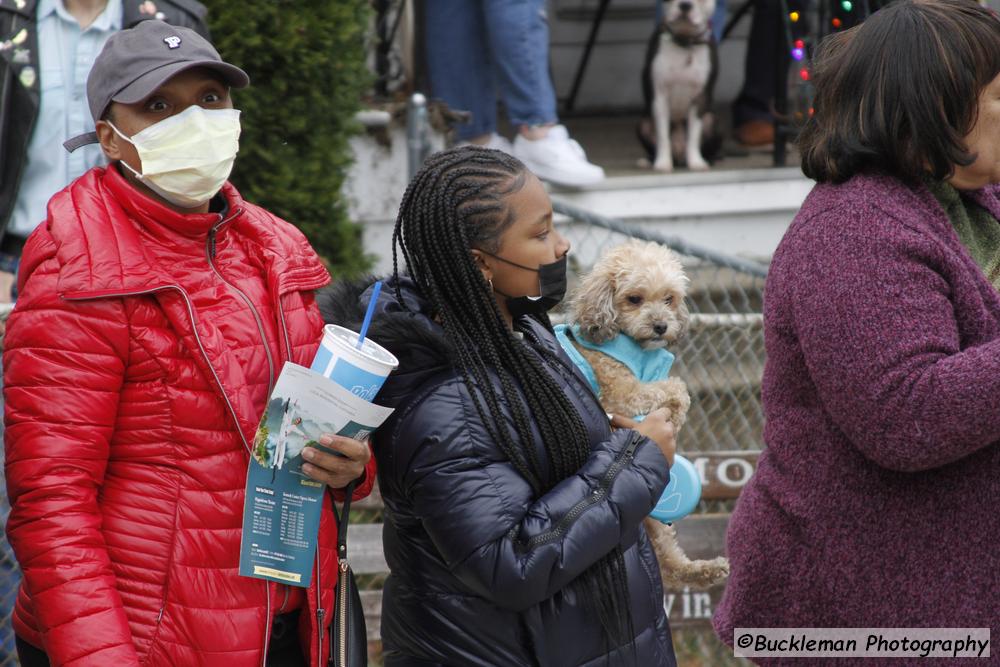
[565,241,729,590]
[639,0,720,172]
[569,241,691,425]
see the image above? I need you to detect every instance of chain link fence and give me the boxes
[0,485,17,667]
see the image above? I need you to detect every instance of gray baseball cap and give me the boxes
[64,20,249,153]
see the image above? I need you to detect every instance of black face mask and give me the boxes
[486,252,568,319]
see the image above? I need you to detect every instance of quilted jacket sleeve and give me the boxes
[390,381,670,612]
[3,233,139,666]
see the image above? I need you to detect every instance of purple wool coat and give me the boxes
[713,172,1000,663]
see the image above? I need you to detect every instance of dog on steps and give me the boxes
[638,0,722,172]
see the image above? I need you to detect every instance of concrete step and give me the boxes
[345,120,809,276]
[551,167,811,267]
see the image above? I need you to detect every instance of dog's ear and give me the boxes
[670,299,691,344]
[572,269,619,343]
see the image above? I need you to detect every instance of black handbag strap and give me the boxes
[331,479,357,562]
[329,479,359,666]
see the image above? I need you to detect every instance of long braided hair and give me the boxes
[391,146,635,649]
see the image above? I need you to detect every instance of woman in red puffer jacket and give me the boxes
[2,22,374,667]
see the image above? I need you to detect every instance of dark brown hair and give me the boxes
[799,0,1000,184]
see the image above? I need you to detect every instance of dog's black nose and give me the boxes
[678,1,693,12]
[653,324,668,335]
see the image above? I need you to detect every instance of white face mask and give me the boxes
[110,106,241,209]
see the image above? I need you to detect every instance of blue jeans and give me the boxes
[732,0,781,126]
[423,0,558,140]
[0,253,19,301]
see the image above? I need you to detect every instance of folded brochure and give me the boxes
[239,362,393,587]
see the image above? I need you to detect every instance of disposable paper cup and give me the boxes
[310,325,399,402]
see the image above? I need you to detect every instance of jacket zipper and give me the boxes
[205,215,278,667]
[513,326,649,550]
[337,560,349,666]
[206,213,276,397]
[262,584,272,667]
[517,431,645,551]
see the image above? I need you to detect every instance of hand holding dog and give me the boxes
[612,409,676,466]
[301,434,371,489]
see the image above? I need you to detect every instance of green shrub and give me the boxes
[204,0,372,276]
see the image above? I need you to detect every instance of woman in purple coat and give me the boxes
[714,0,1000,656]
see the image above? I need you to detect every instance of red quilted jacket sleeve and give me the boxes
[3,232,141,666]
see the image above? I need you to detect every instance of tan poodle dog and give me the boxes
[566,240,729,590]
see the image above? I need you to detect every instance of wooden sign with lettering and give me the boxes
[665,585,724,629]
[691,450,760,500]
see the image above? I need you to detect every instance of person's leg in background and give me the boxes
[482,0,605,187]
[732,0,780,146]
[423,0,511,150]
[481,0,557,132]
[711,0,727,42]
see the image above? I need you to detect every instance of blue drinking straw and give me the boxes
[356,281,382,350]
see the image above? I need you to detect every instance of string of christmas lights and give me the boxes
[771,0,988,160]
[779,0,886,124]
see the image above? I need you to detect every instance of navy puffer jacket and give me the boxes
[319,277,676,667]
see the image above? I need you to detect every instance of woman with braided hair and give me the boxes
[319,146,677,666]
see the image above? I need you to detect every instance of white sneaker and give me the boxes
[457,133,514,154]
[512,124,605,187]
